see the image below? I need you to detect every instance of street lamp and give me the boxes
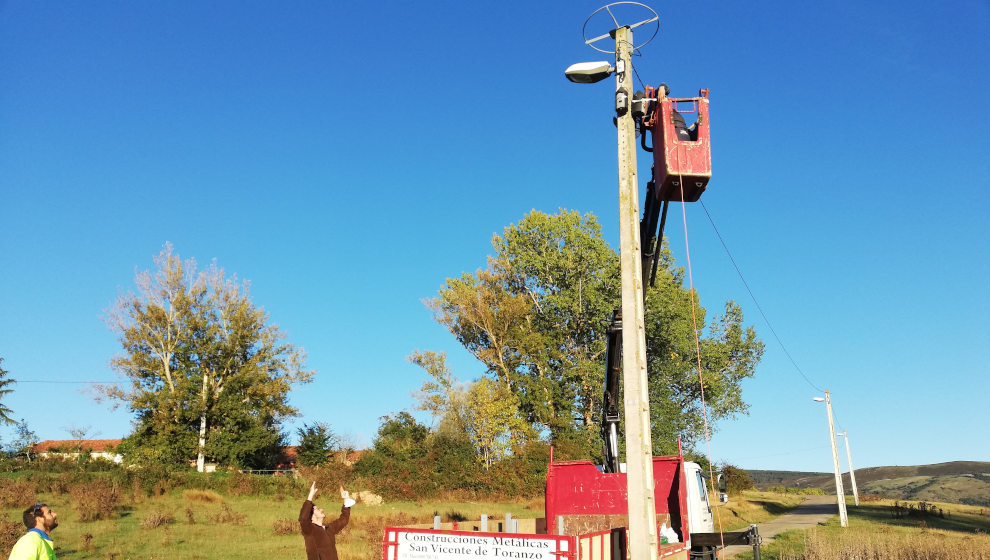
[840,431,860,506]
[564,4,659,559]
[814,390,848,527]
[564,61,614,83]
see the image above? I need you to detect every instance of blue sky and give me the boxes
[1,1,987,473]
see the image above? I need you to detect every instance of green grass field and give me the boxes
[733,497,990,560]
[2,489,546,560]
[20,485,984,559]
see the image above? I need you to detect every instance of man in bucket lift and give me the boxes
[661,83,698,142]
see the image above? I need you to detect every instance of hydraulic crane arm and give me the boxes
[601,309,623,474]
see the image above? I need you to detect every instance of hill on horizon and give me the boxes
[748,461,990,507]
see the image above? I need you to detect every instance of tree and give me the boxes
[408,350,469,437]
[99,243,314,470]
[719,462,755,494]
[12,419,38,461]
[465,378,532,469]
[296,422,338,467]
[65,425,94,452]
[429,209,764,457]
[0,357,15,424]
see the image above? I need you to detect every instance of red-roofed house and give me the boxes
[32,439,123,464]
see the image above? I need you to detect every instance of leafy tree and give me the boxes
[12,419,38,461]
[429,209,764,458]
[99,243,314,470]
[465,378,532,469]
[296,422,338,467]
[719,462,755,494]
[0,357,15,424]
[354,412,434,498]
[408,350,468,437]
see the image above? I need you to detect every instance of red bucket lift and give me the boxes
[646,88,711,202]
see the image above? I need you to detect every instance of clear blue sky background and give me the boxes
[1,1,987,473]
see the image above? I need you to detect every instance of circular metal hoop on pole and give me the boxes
[582,2,659,53]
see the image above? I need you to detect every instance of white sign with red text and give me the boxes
[384,529,570,560]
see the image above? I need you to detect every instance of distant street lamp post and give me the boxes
[814,390,848,527]
[841,430,860,506]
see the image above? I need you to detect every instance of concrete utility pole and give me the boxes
[841,430,860,506]
[614,24,660,560]
[819,390,848,527]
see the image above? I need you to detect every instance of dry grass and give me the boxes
[768,524,990,559]
[209,502,246,525]
[69,480,121,521]
[0,479,36,508]
[182,489,223,504]
[342,511,432,560]
[140,509,175,529]
[0,514,22,552]
[272,518,298,536]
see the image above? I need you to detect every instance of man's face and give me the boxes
[311,505,326,526]
[38,506,57,532]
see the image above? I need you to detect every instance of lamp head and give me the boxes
[565,61,615,83]
[812,397,825,402]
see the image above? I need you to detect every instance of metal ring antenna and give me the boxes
[582,2,660,54]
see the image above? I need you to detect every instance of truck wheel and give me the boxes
[690,547,717,560]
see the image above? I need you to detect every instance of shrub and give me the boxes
[295,466,351,499]
[0,514,22,552]
[272,518,298,535]
[80,533,94,551]
[182,489,223,504]
[210,503,246,525]
[226,474,257,496]
[0,479,36,508]
[140,509,174,529]
[69,480,120,521]
[720,463,755,494]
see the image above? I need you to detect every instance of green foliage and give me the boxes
[354,412,547,499]
[408,350,469,437]
[767,485,827,495]
[0,358,14,425]
[720,462,756,493]
[99,244,313,470]
[296,422,338,467]
[429,209,764,458]
[11,420,38,461]
[465,378,531,469]
[354,413,434,498]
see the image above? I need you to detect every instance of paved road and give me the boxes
[721,495,839,558]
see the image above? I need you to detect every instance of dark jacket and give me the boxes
[299,500,350,560]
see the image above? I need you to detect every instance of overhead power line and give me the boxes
[699,201,825,393]
[14,380,124,384]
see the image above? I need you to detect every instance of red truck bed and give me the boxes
[544,454,690,545]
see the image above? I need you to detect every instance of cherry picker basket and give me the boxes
[648,89,711,202]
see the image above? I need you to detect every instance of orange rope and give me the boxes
[678,177,726,550]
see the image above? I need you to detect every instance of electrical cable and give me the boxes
[677,178,725,550]
[698,201,825,393]
[632,59,646,91]
[13,380,125,384]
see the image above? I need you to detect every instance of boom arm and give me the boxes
[601,309,623,474]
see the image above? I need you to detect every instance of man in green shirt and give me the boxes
[8,503,58,560]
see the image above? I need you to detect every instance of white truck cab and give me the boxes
[684,461,716,535]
